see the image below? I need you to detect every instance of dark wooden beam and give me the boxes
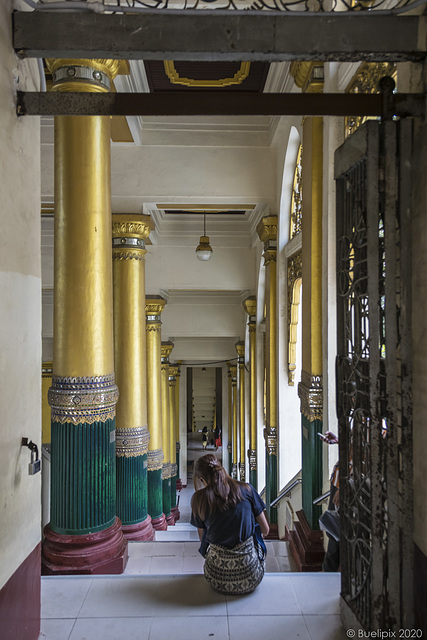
[16,90,425,118]
[13,10,425,62]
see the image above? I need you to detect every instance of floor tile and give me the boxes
[304,614,347,640]
[69,617,151,640]
[228,614,310,640]
[265,554,280,572]
[39,618,76,640]
[150,555,184,574]
[268,540,290,557]
[277,556,293,572]
[153,575,227,616]
[125,555,152,574]
[78,576,158,618]
[41,577,93,619]
[149,615,229,640]
[183,541,201,556]
[291,574,341,615]
[181,554,204,573]
[226,575,301,616]
[129,542,156,557]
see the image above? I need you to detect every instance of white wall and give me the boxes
[0,1,41,589]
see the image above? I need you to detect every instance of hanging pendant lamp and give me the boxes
[195,213,213,261]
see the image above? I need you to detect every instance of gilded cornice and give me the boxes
[298,371,323,421]
[145,296,166,316]
[256,216,278,244]
[112,214,154,241]
[243,296,257,318]
[289,61,324,94]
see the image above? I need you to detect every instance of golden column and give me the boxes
[145,296,167,531]
[256,216,278,524]
[43,58,127,575]
[113,214,154,541]
[226,362,233,473]
[291,62,325,532]
[161,341,175,526]
[243,296,258,488]
[169,364,180,521]
[230,364,238,479]
[236,341,246,482]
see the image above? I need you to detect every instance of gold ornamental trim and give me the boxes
[161,341,174,360]
[298,371,323,421]
[239,462,246,480]
[147,448,164,472]
[247,448,257,471]
[243,296,257,318]
[48,373,119,425]
[235,341,245,359]
[287,251,303,386]
[265,426,278,456]
[46,58,122,83]
[112,250,146,262]
[163,60,251,88]
[256,216,278,244]
[263,248,277,266]
[169,364,180,377]
[162,462,172,480]
[145,297,167,316]
[42,361,53,378]
[115,425,150,458]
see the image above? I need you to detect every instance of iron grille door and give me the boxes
[335,119,413,632]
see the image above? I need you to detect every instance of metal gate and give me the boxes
[335,119,413,631]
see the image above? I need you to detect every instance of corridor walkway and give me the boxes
[39,439,346,639]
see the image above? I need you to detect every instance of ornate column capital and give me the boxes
[161,341,174,362]
[46,58,125,93]
[229,364,237,385]
[289,61,324,94]
[112,214,153,261]
[243,296,257,321]
[145,295,166,318]
[235,341,245,361]
[256,216,278,244]
[298,371,323,421]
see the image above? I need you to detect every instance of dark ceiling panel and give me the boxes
[145,61,270,93]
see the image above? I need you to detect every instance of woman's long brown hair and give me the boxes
[191,454,248,520]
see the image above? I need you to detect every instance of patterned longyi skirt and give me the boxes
[203,536,265,595]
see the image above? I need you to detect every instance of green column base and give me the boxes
[265,451,278,524]
[302,415,323,530]
[116,453,148,526]
[162,476,172,517]
[250,469,257,490]
[171,474,177,508]
[148,467,163,521]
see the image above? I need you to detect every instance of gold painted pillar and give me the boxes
[161,341,175,526]
[145,296,167,531]
[226,361,233,473]
[257,216,278,523]
[230,364,238,479]
[113,214,154,541]
[243,296,258,488]
[169,364,180,521]
[43,58,127,575]
[291,62,324,531]
[236,341,246,482]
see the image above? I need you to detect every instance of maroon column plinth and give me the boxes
[171,505,180,522]
[166,512,175,526]
[151,513,168,531]
[289,509,325,572]
[265,523,279,540]
[42,517,128,575]
[176,479,183,490]
[122,516,155,542]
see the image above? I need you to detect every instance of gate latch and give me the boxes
[21,438,41,475]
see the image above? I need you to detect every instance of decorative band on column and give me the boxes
[48,374,119,424]
[147,448,164,472]
[248,449,257,471]
[239,462,245,479]
[227,443,232,455]
[176,442,181,453]
[265,426,278,456]
[171,462,178,477]
[298,371,323,421]
[231,462,237,479]
[48,62,115,91]
[162,462,172,480]
[116,426,150,458]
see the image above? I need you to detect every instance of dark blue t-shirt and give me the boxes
[190,484,266,549]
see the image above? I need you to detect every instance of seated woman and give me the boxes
[190,454,269,595]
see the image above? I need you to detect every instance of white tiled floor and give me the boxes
[39,441,345,639]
